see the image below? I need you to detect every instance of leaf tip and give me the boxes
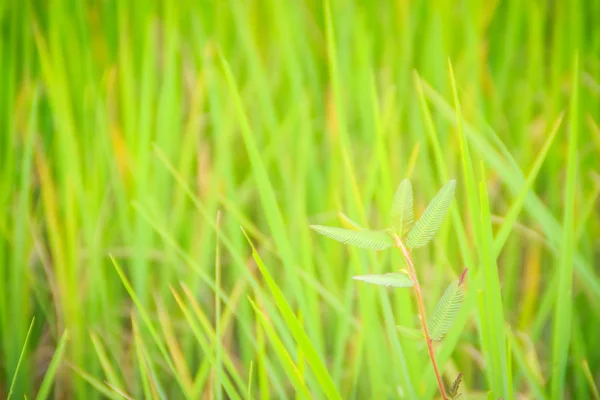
[458,268,468,287]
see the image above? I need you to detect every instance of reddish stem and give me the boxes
[393,234,447,400]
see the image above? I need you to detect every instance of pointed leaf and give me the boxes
[310,225,394,250]
[337,212,363,231]
[396,325,425,341]
[405,180,456,249]
[391,179,414,235]
[428,274,466,341]
[353,272,414,288]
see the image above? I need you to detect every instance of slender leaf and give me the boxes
[551,54,579,398]
[248,298,312,399]
[337,212,363,231]
[244,232,343,400]
[391,179,414,235]
[8,318,35,400]
[310,225,394,250]
[35,330,69,400]
[353,272,414,288]
[405,180,456,249]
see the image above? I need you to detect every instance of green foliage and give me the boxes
[353,272,414,288]
[1,0,597,399]
[311,179,464,399]
[311,179,455,252]
[429,271,467,341]
[391,179,414,235]
[309,225,395,250]
[405,180,457,249]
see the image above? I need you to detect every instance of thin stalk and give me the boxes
[393,234,447,400]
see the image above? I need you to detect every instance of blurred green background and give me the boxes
[1,0,599,399]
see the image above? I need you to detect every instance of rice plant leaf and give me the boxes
[35,330,69,400]
[353,272,414,288]
[396,325,425,341]
[405,180,456,249]
[391,179,414,235]
[428,271,467,341]
[310,225,394,250]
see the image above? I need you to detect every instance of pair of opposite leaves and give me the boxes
[310,179,465,341]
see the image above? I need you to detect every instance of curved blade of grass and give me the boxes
[506,329,547,400]
[69,363,125,400]
[7,317,35,400]
[405,180,456,249]
[582,360,600,400]
[493,113,563,254]
[478,166,512,399]
[551,54,579,398]
[310,225,395,250]
[110,256,193,400]
[249,298,312,399]
[169,286,243,400]
[6,317,35,400]
[132,317,161,400]
[35,330,69,400]
[90,332,126,390]
[420,77,600,301]
[353,272,414,288]
[391,179,414,235]
[337,212,364,231]
[244,232,342,400]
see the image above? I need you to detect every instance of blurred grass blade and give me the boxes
[110,256,192,399]
[337,212,364,231]
[478,166,512,399]
[90,332,126,390]
[582,360,600,400]
[248,298,312,398]
[35,330,69,400]
[551,54,579,399]
[69,363,125,400]
[493,113,563,255]
[8,317,35,400]
[244,232,342,400]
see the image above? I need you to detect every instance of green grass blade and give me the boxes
[337,212,364,231]
[493,113,564,255]
[551,54,579,399]
[110,256,192,400]
[7,317,34,400]
[248,298,312,399]
[478,166,512,399]
[582,360,600,400]
[69,364,126,400]
[245,234,342,400]
[90,332,126,390]
[35,330,69,400]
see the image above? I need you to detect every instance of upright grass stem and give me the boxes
[393,234,447,400]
